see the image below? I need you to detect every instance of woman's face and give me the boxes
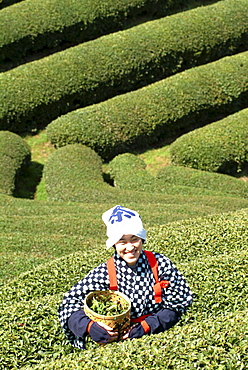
[115,234,143,266]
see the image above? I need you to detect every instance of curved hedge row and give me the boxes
[1,0,248,132]
[2,193,248,283]
[157,164,248,198]
[109,153,153,189]
[47,51,248,161]
[0,131,31,195]
[43,144,108,202]
[43,146,248,204]
[109,153,219,196]
[0,0,176,68]
[170,108,248,175]
[109,153,248,198]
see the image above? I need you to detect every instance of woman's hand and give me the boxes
[88,321,118,344]
[121,323,146,340]
[97,322,119,343]
[121,330,130,340]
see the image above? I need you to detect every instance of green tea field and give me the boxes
[0,0,247,368]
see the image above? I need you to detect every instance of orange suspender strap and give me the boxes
[144,250,170,303]
[144,250,159,281]
[131,314,151,333]
[107,251,170,302]
[107,257,118,291]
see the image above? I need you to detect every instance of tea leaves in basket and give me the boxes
[89,293,129,316]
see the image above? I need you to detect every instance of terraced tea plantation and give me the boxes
[0,0,247,368]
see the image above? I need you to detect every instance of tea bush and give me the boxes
[2,182,248,283]
[109,153,248,198]
[0,210,247,368]
[1,0,248,132]
[109,153,217,196]
[0,0,178,67]
[44,145,225,202]
[109,153,154,191]
[1,266,247,369]
[1,0,248,367]
[47,51,248,161]
[1,208,248,308]
[157,164,248,198]
[148,209,248,261]
[23,309,247,370]
[3,141,248,281]
[43,144,110,201]
[0,130,31,195]
[43,146,248,203]
[170,108,248,175]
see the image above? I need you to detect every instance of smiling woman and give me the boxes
[58,205,193,349]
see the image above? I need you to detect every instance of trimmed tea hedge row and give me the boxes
[0,131,30,195]
[2,191,248,283]
[1,0,248,132]
[148,209,248,262]
[43,145,248,203]
[45,144,217,201]
[0,0,178,67]
[3,187,248,234]
[170,108,248,176]
[1,248,247,368]
[157,164,248,198]
[182,250,247,321]
[0,293,68,369]
[109,153,151,187]
[47,51,248,161]
[0,252,102,310]
[43,144,108,202]
[22,309,248,370]
[109,153,248,198]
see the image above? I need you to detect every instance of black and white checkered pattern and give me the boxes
[58,250,193,349]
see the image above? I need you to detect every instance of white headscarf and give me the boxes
[102,205,146,249]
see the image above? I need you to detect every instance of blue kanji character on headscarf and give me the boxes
[109,205,136,224]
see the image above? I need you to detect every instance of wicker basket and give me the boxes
[84,290,131,337]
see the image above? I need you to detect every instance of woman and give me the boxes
[58,205,193,349]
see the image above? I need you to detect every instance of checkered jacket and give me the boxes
[58,250,193,349]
